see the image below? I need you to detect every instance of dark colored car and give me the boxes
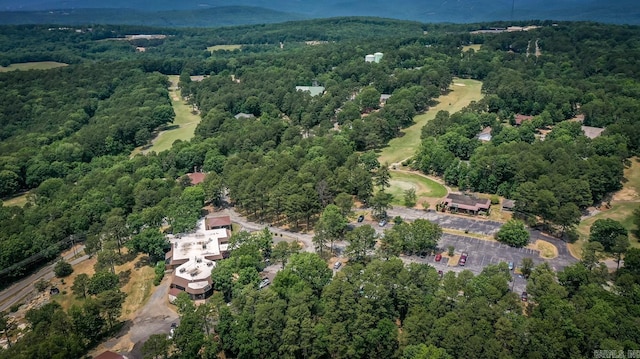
[357,215,365,223]
[458,252,468,266]
[435,253,442,262]
[521,291,528,302]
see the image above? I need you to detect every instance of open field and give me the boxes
[2,192,29,207]
[462,44,482,52]
[207,44,242,52]
[377,78,483,166]
[0,61,68,72]
[387,171,447,206]
[571,157,640,258]
[142,75,201,154]
[51,254,155,317]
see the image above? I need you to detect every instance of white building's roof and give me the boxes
[170,218,229,282]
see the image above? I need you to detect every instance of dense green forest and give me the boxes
[1,18,640,359]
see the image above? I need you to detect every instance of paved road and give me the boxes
[220,208,316,252]
[0,245,89,312]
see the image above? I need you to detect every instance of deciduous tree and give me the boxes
[496,219,530,248]
[589,218,628,252]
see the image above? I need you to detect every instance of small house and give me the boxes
[514,114,533,126]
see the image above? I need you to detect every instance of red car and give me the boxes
[435,253,442,262]
[458,252,468,266]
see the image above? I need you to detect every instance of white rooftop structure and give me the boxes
[168,218,231,285]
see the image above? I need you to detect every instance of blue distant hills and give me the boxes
[0,0,638,26]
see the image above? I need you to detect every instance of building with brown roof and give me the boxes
[205,215,232,231]
[186,172,206,185]
[165,215,232,301]
[442,193,491,215]
[514,114,534,126]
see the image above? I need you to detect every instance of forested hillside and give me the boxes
[1,19,640,359]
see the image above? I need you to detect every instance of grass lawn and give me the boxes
[461,44,482,52]
[2,192,29,207]
[0,61,68,72]
[387,171,447,206]
[570,157,640,258]
[143,75,201,154]
[207,44,242,52]
[377,78,483,166]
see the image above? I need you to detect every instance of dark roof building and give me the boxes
[514,114,534,126]
[443,193,491,214]
[502,199,516,211]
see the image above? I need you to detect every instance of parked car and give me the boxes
[357,215,365,223]
[378,219,387,227]
[259,278,270,289]
[438,270,444,279]
[333,261,342,270]
[508,261,514,271]
[521,291,528,302]
[435,253,442,262]
[458,252,468,266]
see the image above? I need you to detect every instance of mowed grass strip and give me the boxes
[377,78,483,166]
[144,75,201,154]
[0,61,68,72]
[207,44,242,52]
[387,171,447,206]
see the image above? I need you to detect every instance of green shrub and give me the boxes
[490,195,500,205]
[154,261,166,286]
[54,260,74,278]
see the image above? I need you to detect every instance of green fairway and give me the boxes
[0,61,68,72]
[386,171,448,207]
[207,44,242,52]
[378,78,483,166]
[143,75,201,154]
[2,193,29,207]
[462,44,482,52]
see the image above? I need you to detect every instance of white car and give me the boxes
[333,261,342,270]
[259,278,270,289]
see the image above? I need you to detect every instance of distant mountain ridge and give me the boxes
[0,6,306,27]
[0,0,638,25]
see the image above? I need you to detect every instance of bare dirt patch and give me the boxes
[447,254,460,266]
[613,187,639,201]
[527,240,558,259]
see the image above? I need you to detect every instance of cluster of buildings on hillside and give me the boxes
[476,114,604,143]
